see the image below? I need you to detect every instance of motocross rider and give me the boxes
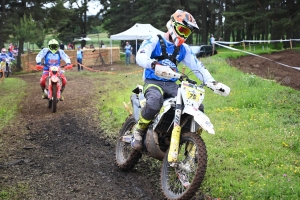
[36,39,72,101]
[0,48,14,72]
[133,10,230,150]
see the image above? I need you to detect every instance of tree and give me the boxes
[13,14,42,70]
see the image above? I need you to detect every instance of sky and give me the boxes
[64,1,102,15]
[43,1,102,16]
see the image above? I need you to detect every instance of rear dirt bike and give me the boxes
[0,58,12,78]
[37,65,72,113]
[115,65,230,200]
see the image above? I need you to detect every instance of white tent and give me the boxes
[109,23,165,63]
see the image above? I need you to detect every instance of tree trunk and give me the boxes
[201,0,208,44]
[16,38,25,70]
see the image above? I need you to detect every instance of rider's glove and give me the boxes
[206,81,230,96]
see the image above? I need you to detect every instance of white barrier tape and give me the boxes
[214,39,300,45]
[243,39,290,42]
[214,41,240,45]
[215,42,300,70]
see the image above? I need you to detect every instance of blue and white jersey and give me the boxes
[0,53,13,62]
[36,48,71,71]
[136,34,215,83]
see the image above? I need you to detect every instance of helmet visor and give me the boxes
[174,23,192,39]
[49,44,58,51]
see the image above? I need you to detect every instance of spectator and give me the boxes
[210,34,215,46]
[76,46,83,71]
[59,41,65,50]
[90,43,94,49]
[100,40,104,48]
[210,34,215,55]
[124,41,132,65]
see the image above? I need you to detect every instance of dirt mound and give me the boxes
[228,49,300,90]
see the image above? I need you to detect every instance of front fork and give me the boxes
[46,76,62,99]
[168,88,182,165]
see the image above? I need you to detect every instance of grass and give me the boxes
[0,78,27,130]
[0,47,299,199]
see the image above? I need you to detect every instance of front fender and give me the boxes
[182,106,215,134]
[51,76,59,83]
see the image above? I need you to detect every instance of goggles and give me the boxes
[49,44,58,50]
[174,22,192,39]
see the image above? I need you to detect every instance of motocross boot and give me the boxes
[131,116,151,150]
[41,87,47,99]
[59,86,65,101]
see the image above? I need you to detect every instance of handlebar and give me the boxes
[35,64,73,71]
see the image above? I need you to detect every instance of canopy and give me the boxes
[110,23,164,40]
[110,23,165,63]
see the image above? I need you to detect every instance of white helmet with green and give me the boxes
[48,39,59,54]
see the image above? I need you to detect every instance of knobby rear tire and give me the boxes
[115,115,142,171]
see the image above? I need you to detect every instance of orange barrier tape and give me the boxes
[23,61,143,75]
[76,62,116,74]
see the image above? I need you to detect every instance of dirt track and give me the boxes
[0,49,299,200]
[0,70,164,200]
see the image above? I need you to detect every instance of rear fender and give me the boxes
[182,106,215,134]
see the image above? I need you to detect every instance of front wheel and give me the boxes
[51,83,57,113]
[161,132,207,200]
[115,115,142,170]
[5,66,11,77]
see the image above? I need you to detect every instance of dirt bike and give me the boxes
[36,64,72,113]
[0,58,12,78]
[115,65,230,200]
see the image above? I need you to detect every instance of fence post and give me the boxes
[290,39,292,49]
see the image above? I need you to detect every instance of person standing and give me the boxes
[77,46,83,71]
[124,41,132,65]
[210,34,215,55]
[59,41,65,50]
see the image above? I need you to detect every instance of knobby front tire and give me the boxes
[52,83,57,113]
[161,132,207,200]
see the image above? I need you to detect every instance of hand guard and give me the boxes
[64,64,73,70]
[206,81,230,96]
[36,64,44,71]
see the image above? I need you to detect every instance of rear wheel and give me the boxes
[115,115,142,170]
[161,132,207,200]
[51,83,57,113]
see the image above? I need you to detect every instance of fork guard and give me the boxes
[182,106,215,134]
